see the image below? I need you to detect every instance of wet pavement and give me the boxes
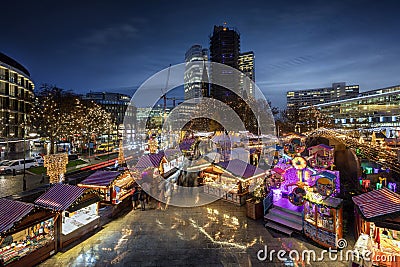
[0,173,46,198]
[39,200,352,267]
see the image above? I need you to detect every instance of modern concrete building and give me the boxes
[184,45,209,100]
[209,25,241,101]
[287,82,360,109]
[300,84,400,133]
[0,52,35,153]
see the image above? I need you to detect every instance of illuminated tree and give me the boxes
[31,85,77,154]
[31,84,115,154]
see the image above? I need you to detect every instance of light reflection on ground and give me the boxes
[39,200,352,267]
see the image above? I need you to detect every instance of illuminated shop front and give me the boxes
[0,199,56,267]
[34,184,100,250]
[265,140,343,248]
[202,159,265,206]
[303,194,343,248]
[78,170,134,205]
[353,188,400,266]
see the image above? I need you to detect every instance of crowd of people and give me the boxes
[132,168,200,211]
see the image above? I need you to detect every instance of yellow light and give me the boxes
[44,153,68,183]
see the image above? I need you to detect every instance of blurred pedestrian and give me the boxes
[132,186,140,210]
[139,187,146,211]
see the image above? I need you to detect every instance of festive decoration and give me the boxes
[118,139,125,165]
[148,138,158,153]
[44,153,68,183]
[316,177,334,197]
[292,156,307,170]
[388,182,397,192]
[288,187,306,206]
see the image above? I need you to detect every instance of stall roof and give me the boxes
[135,153,165,170]
[353,188,400,220]
[216,159,265,180]
[79,170,120,187]
[34,183,86,211]
[0,198,34,233]
[179,139,196,151]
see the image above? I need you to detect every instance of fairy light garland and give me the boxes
[44,153,68,183]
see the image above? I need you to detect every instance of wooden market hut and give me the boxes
[135,152,167,176]
[78,170,134,205]
[34,184,101,250]
[353,188,400,266]
[0,198,57,267]
[202,159,265,206]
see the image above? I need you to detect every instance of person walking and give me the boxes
[132,186,140,210]
[139,187,146,211]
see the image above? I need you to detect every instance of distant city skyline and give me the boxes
[1,0,400,108]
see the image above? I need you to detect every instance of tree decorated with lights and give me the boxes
[31,84,115,154]
[30,85,77,154]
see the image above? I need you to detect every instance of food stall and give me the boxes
[353,188,400,266]
[303,193,343,248]
[34,184,101,250]
[202,159,265,206]
[78,170,134,205]
[0,198,56,267]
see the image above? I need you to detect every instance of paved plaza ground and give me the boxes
[40,200,353,267]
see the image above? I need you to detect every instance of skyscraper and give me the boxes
[209,25,241,101]
[238,51,255,98]
[184,45,209,100]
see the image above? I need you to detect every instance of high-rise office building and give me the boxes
[209,25,241,101]
[238,51,255,98]
[184,45,209,100]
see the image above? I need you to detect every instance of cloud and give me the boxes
[79,23,138,46]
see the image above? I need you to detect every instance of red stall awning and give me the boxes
[353,188,400,220]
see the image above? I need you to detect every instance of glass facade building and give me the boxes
[287,82,360,109]
[238,51,255,98]
[184,45,209,100]
[300,85,400,131]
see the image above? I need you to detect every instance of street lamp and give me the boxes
[23,132,37,191]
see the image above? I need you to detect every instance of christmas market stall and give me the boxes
[161,149,184,173]
[202,159,265,206]
[264,151,343,248]
[135,152,167,176]
[303,194,343,248]
[78,170,134,205]
[0,198,56,267]
[34,184,101,250]
[353,188,400,266]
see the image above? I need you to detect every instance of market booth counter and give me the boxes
[34,184,101,251]
[77,170,134,205]
[353,188,400,267]
[202,159,265,206]
[303,194,343,248]
[0,198,56,267]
